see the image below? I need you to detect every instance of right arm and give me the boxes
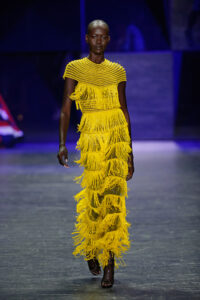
[57,77,77,167]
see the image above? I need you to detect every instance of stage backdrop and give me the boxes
[82,52,174,140]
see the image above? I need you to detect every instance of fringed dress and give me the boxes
[63,57,133,268]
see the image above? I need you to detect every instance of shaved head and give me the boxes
[87,19,109,35]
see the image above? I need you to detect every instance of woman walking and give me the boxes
[57,19,134,288]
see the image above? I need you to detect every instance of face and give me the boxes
[86,26,110,55]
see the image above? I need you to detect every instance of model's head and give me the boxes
[86,19,110,55]
[87,19,109,35]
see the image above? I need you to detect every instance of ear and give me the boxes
[85,34,89,44]
[107,35,111,43]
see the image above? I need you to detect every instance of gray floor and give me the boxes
[0,141,200,300]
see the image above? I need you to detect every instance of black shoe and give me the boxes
[101,257,114,288]
[87,258,101,275]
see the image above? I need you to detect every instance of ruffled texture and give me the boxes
[70,84,132,268]
[65,59,132,268]
[70,82,121,113]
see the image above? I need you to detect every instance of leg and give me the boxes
[87,257,101,275]
[86,196,103,276]
[101,251,115,288]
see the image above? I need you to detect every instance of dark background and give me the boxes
[0,0,200,142]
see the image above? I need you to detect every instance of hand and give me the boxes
[126,153,134,181]
[57,145,69,168]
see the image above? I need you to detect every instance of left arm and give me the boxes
[118,81,134,180]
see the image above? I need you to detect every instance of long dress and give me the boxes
[63,57,133,268]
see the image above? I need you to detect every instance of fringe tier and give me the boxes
[71,87,133,268]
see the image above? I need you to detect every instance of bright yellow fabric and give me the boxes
[63,57,127,85]
[63,57,132,268]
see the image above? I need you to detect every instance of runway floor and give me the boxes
[0,141,200,299]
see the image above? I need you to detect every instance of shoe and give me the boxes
[101,256,114,288]
[87,258,101,275]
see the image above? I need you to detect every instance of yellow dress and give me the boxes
[63,57,133,268]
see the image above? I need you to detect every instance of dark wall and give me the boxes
[174,52,200,138]
[0,0,200,141]
[85,0,169,51]
[0,0,80,52]
[0,52,81,142]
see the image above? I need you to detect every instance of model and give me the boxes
[57,19,134,288]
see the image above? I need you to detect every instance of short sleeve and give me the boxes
[118,65,127,83]
[62,61,79,81]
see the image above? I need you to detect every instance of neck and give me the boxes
[87,53,105,64]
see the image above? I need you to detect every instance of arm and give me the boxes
[57,77,77,168]
[118,81,134,180]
